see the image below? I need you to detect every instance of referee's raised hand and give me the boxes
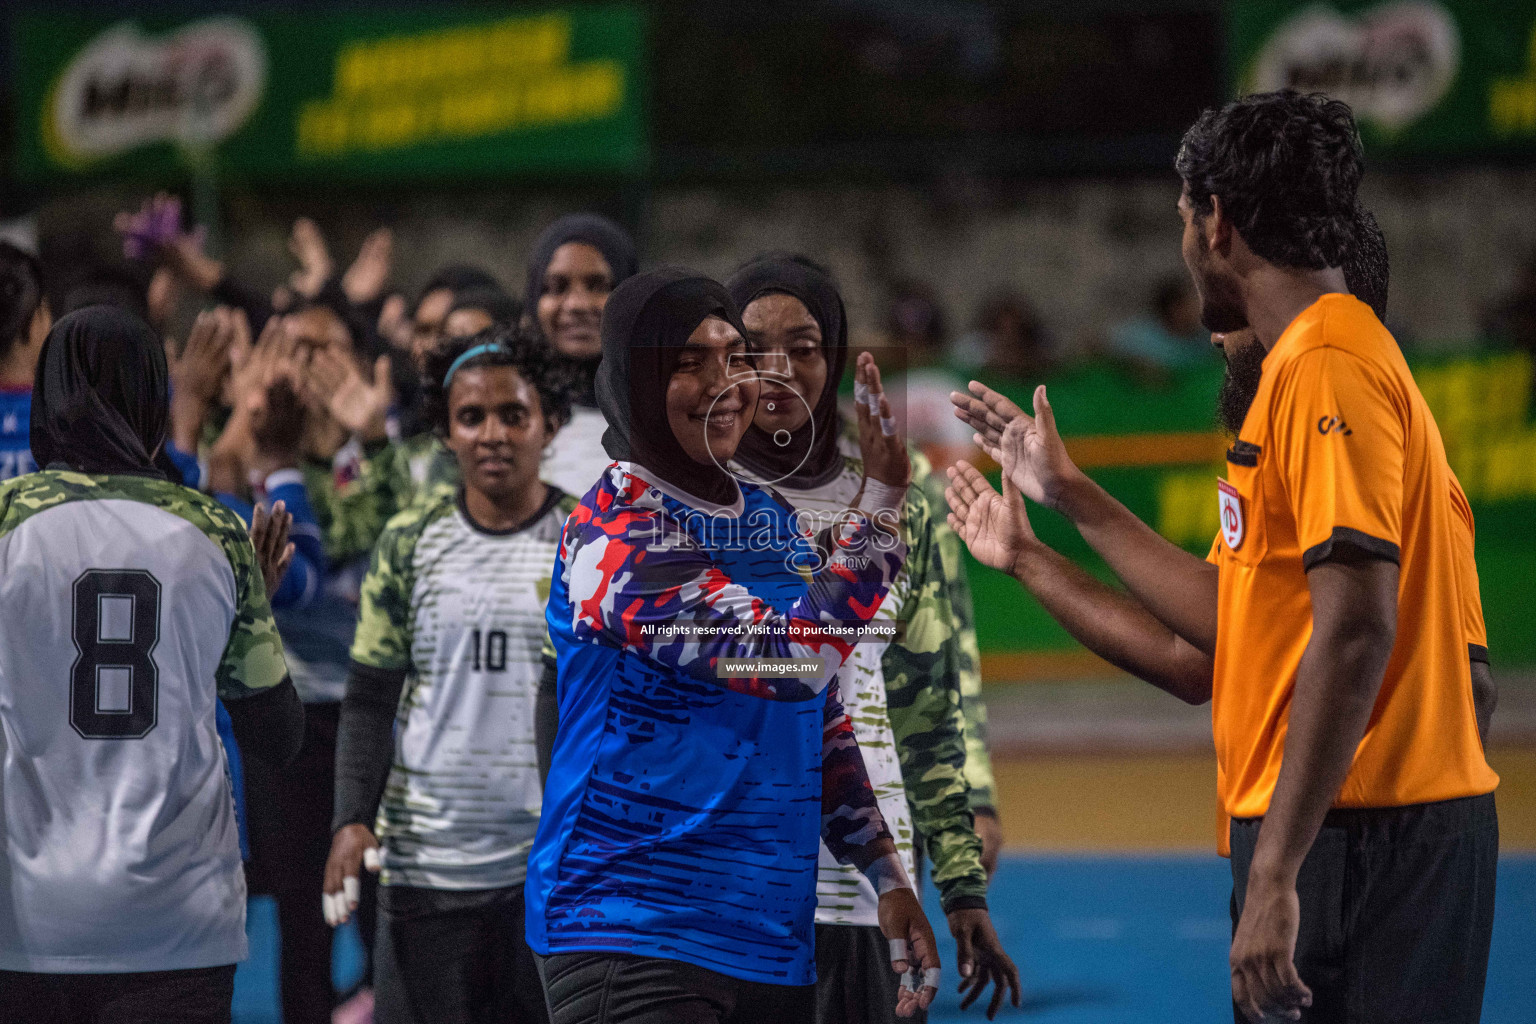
[954,382,1084,514]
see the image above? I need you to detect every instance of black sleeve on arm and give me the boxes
[333,661,407,834]
[536,655,559,788]
[226,677,305,767]
[1301,527,1400,571]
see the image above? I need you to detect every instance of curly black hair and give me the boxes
[1176,90,1363,271]
[1344,203,1389,322]
[0,242,44,358]
[422,324,578,438]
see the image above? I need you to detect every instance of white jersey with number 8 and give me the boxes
[0,471,288,973]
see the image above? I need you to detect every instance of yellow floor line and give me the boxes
[993,747,1536,853]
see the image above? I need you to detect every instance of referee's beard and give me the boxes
[1217,334,1266,436]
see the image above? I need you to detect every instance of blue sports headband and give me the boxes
[442,343,505,389]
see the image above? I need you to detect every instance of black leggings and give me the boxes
[243,701,345,1024]
[537,953,814,1024]
[0,965,236,1024]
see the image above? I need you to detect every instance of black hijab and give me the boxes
[31,305,168,477]
[596,268,748,507]
[726,255,849,489]
[525,214,639,406]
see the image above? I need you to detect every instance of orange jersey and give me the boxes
[1209,293,1497,824]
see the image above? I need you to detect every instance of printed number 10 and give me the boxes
[470,628,508,672]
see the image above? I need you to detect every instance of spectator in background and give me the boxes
[883,279,975,474]
[1107,275,1216,378]
[1482,250,1536,358]
[0,242,50,481]
[371,283,526,513]
[960,289,1054,383]
[445,287,523,341]
[522,213,638,499]
[410,264,505,365]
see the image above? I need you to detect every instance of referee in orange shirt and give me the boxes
[945,91,1498,1023]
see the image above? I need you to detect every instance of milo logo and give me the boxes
[46,18,266,163]
[1248,2,1460,131]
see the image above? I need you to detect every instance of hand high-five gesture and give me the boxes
[951,382,1082,512]
[250,500,295,598]
[309,350,393,443]
[945,437,1037,578]
[343,227,394,305]
[287,218,334,299]
[854,351,910,489]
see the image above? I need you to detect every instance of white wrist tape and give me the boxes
[864,850,913,896]
[857,479,906,521]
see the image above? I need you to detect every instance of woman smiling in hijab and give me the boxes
[523,213,638,497]
[527,269,942,1023]
[728,255,1021,1022]
[0,306,303,1023]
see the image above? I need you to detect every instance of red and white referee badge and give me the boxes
[1217,478,1244,551]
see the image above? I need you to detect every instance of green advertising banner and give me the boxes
[1229,1,1536,156]
[11,5,647,181]
[971,349,1536,674]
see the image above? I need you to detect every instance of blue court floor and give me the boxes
[235,854,1536,1023]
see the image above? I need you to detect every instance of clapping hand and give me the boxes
[250,500,295,598]
[308,348,393,442]
[951,382,1081,512]
[945,436,1037,578]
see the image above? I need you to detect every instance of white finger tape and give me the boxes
[322,893,339,927]
[364,847,381,871]
[888,938,909,965]
[343,876,360,906]
[880,415,897,436]
[866,391,881,415]
[900,970,919,993]
[922,967,942,989]
[854,381,871,406]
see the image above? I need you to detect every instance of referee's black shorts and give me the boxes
[1229,792,1497,1024]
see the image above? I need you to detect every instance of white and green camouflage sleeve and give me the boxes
[207,503,290,701]
[350,502,438,673]
[882,484,988,910]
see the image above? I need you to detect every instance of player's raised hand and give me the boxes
[343,227,394,305]
[250,500,295,598]
[946,456,1035,577]
[879,887,942,1017]
[950,380,1027,450]
[854,351,910,489]
[948,908,1022,1020]
[310,349,393,442]
[287,217,334,300]
[172,308,235,404]
[990,386,1082,511]
[323,824,381,928]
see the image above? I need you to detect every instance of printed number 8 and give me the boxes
[70,570,161,739]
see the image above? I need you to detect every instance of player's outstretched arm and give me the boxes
[946,443,1212,704]
[952,382,1218,655]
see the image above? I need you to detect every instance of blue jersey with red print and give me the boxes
[0,387,33,482]
[526,463,905,986]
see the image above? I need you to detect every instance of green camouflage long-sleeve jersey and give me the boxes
[912,449,998,812]
[741,455,987,920]
[299,432,460,570]
[363,432,462,516]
